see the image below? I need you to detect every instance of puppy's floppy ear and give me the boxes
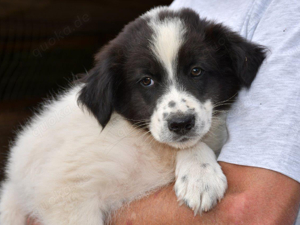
[205,24,266,87]
[227,35,266,87]
[78,45,121,128]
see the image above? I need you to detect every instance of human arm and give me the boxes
[110,162,300,225]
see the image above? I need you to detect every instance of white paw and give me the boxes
[175,161,227,215]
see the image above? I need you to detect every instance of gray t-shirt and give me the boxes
[170,0,300,223]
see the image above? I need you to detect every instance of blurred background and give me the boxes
[0,0,172,181]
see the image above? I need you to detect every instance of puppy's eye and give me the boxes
[191,67,202,77]
[140,77,154,87]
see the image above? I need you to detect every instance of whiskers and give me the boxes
[131,119,151,130]
[212,92,238,109]
[208,93,238,137]
[212,110,228,116]
[130,120,156,146]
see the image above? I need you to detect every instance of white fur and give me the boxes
[148,16,186,81]
[141,6,169,19]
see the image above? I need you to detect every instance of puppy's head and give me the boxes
[78,7,266,149]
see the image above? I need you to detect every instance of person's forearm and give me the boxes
[111,183,232,225]
[111,162,300,225]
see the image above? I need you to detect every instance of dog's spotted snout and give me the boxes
[168,115,195,135]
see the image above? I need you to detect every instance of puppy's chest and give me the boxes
[119,138,177,181]
[133,140,176,172]
[100,138,176,208]
[105,115,177,171]
[103,122,177,197]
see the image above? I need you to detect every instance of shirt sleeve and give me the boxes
[218,0,300,183]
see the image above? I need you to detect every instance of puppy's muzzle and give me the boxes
[167,114,195,135]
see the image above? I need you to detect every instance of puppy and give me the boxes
[0,7,265,225]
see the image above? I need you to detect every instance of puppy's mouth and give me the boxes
[166,133,203,149]
[176,134,199,143]
[178,137,190,142]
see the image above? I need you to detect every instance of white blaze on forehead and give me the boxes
[148,17,186,80]
[141,6,169,18]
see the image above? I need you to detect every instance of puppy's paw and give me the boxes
[175,161,227,215]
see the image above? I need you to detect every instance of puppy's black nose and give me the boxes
[168,115,195,135]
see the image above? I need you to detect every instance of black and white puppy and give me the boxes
[0,7,265,225]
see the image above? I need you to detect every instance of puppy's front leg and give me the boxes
[175,142,227,215]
